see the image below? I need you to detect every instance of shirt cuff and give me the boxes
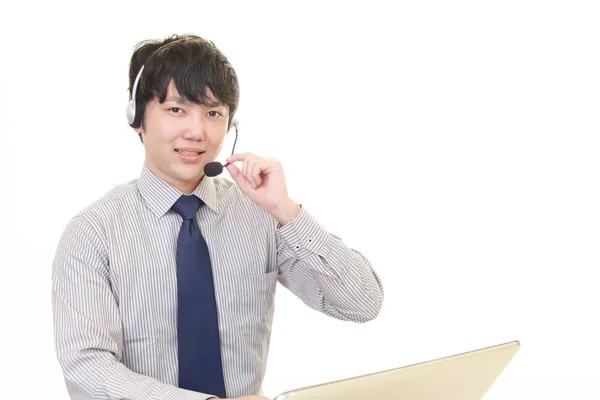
[276,205,329,259]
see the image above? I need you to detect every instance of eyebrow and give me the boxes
[166,96,224,108]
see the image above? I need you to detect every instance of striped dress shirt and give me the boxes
[51,163,384,400]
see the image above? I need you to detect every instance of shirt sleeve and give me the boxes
[51,216,215,400]
[275,206,384,322]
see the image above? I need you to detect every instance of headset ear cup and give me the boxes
[228,118,238,132]
[127,65,145,128]
[126,101,135,126]
[126,98,143,128]
[132,98,143,128]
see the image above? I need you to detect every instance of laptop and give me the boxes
[273,340,520,400]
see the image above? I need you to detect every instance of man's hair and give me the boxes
[128,34,239,139]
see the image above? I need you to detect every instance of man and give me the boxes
[51,34,384,400]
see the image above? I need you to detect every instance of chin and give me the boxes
[170,165,204,181]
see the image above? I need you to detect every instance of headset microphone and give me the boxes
[204,162,226,177]
[204,119,239,177]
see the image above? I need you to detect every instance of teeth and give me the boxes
[177,150,201,156]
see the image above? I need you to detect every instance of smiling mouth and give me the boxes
[175,149,204,156]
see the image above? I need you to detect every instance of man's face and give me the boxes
[135,80,230,193]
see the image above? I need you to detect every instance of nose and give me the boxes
[182,113,205,141]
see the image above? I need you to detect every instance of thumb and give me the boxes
[226,163,246,186]
[225,162,239,177]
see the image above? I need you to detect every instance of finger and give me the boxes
[250,160,265,187]
[225,164,253,190]
[226,152,253,164]
[225,162,241,181]
[247,162,260,189]
[242,157,254,187]
[248,158,263,189]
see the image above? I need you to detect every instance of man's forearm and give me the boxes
[275,206,384,322]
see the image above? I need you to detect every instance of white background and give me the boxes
[1,0,599,399]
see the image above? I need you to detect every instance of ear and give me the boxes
[133,126,144,143]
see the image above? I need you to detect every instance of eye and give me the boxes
[208,111,223,117]
[169,107,183,113]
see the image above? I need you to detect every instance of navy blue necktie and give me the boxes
[171,194,226,397]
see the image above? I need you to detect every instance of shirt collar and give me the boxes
[137,163,220,218]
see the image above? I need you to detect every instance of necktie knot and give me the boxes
[171,195,202,220]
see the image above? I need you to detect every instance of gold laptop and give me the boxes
[273,340,520,400]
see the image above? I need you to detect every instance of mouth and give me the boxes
[175,149,205,156]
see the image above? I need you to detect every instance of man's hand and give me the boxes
[225,152,301,225]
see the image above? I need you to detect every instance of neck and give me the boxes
[176,179,203,194]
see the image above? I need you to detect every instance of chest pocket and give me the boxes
[238,271,278,322]
[218,270,278,350]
